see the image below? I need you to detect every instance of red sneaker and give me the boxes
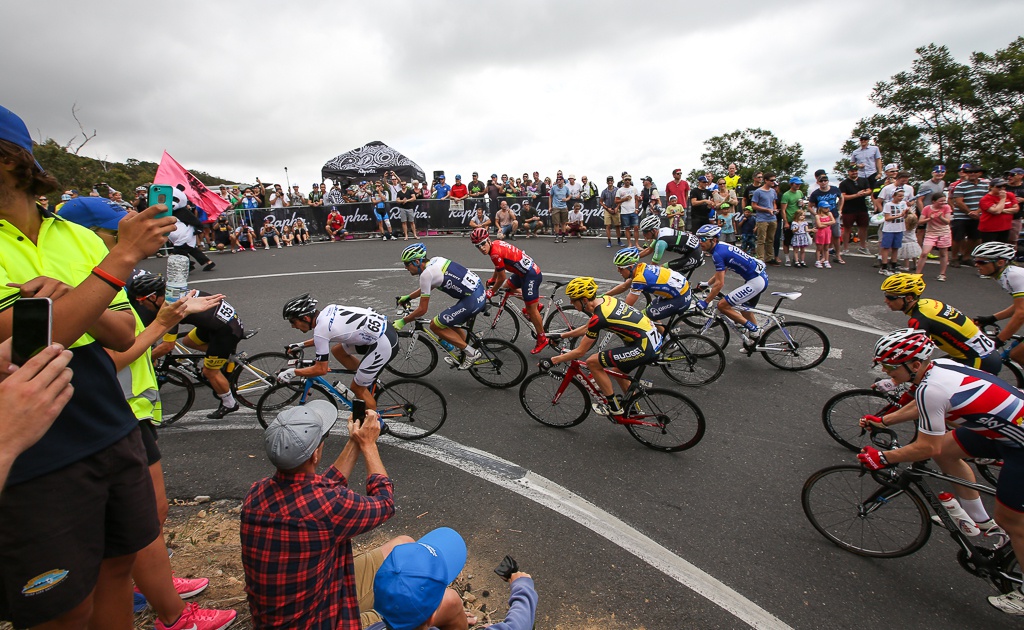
[531,334,550,355]
[172,576,209,599]
[155,602,237,630]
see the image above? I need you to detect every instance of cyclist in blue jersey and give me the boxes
[605,247,692,332]
[395,243,486,369]
[695,224,769,344]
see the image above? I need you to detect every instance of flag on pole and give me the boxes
[154,151,231,220]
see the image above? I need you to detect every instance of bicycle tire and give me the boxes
[518,371,590,428]
[624,388,705,452]
[974,459,1002,486]
[385,333,438,378]
[801,464,931,558]
[376,378,446,440]
[473,300,520,343]
[543,306,590,349]
[996,552,1022,594]
[679,312,730,348]
[659,334,726,387]
[230,352,291,409]
[468,339,528,389]
[822,389,916,453]
[1002,360,1024,389]
[759,321,830,371]
[256,382,337,429]
[157,365,195,425]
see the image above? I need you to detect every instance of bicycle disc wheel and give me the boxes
[256,383,337,429]
[376,378,446,439]
[468,339,528,389]
[157,365,195,425]
[543,306,590,349]
[385,333,438,378]
[759,322,830,371]
[518,371,590,428]
[679,312,730,348]
[473,301,520,343]
[624,388,705,452]
[231,352,291,409]
[660,334,726,387]
[801,465,931,558]
[822,389,916,452]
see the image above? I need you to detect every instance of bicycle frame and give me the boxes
[287,369,415,427]
[549,359,659,428]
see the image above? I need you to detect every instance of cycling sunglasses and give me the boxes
[972,259,994,266]
[882,294,906,301]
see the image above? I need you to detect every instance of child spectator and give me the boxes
[879,188,908,275]
[281,223,295,247]
[814,202,836,268]
[738,206,756,253]
[665,195,685,230]
[917,194,952,280]
[719,203,736,243]
[293,217,310,245]
[789,209,812,268]
[566,202,586,238]
[898,213,921,271]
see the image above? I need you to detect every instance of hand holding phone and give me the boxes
[148,185,174,219]
[352,398,366,425]
[11,298,53,366]
[494,555,519,581]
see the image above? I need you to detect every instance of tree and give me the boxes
[688,128,807,186]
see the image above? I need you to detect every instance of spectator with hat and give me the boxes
[565,174,583,211]
[665,193,685,230]
[951,164,989,266]
[639,176,660,216]
[600,175,623,247]
[852,133,884,187]
[779,177,805,267]
[519,198,544,237]
[664,169,691,229]
[872,163,901,213]
[240,400,395,629]
[979,178,1019,244]
[433,174,451,201]
[615,173,640,247]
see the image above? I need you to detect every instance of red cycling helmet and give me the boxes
[470,227,490,245]
[873,328,935,365]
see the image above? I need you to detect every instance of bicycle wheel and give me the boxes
[659,334,726,387]
[472,301,520,343]
[376,378,446,440]
[679,312,730,348]
[157,365,195,425]
[468,339,528,389]
[801,465,931,558]
[543,305,590,349]
[974,459,1002,486]
[822,389,916,452]
[1002,360,1024,389]
[759,321,830,371]
[518,371,590,428]
[231,352,291,409]
[385,333,438,378]
[996,551,1022,595]
[624,388,705,452]
[256,383,337,429]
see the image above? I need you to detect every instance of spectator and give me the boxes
[289,184,305,207]
[261,217,282,249]
[165,196,216,272]
[434,175,451,201]
[599,175,623,247]
[501,173,517,197]
[689,176,715,231]
[325,181,346,206]
[133,186,149,211]
[466,172,486,200]
[872,164,901,212]
[110,189,133,211]
[879,188,909,275]
[615,174,640,247]
[293,217,310,245]
[519,199,544,237]
[486,174,501,218]
[550,175,571,243]
[839,164,873,255]
[411,180,426,200]
[241,188,261,211]
[951,164,988,267]
[281,223,295,246]
[326,207,348,241]
[779,177,805,267]
[1007,167,1024,250]
[216,185,230,201]
[366,528,537,630]
[387,171,404,200]
[566,202,586,238]
[723,163,740,190]
[664,169,691,230]
[269,184,288,208]
[917,194,952,279]
[704,172,718,191]
[241,401,395,629]
[737,206,757,253]
[580,175,598,212]
[712,177,738,227]
[355,181,372,202]
[808,173,845,264]
[852,133,884,187]
[398,183,419,240]
[469,206,492,233]
[639,176,660,216]
[979,178,1018,244]
[741,172,764,221]
[373,183,397,241]
[211,214,238,252]
[308,183,324,208]
[495,200,519,240]
[751,172,780,264]
[566,174,583,211]
[235,221,257,251]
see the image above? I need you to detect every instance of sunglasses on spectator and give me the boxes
[817,177,829,182]
[717,181,725,185]
[766,178,776,182]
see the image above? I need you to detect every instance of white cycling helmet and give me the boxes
[873,328,935,365]
[971,242,1015,261]
[639,215,662,233]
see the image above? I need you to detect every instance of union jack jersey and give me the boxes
[488,240,540,277]
[916,359,1024,447]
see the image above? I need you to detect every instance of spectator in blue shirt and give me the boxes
[433,175,451,201]
[549,176,570,242]
[751,172,780,264]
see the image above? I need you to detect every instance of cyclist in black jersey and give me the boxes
[638,215,704,276]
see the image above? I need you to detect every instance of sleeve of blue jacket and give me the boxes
[488,577,538,630]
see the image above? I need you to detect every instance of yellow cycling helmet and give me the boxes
[565,276,598,300]
[880,273,926,296]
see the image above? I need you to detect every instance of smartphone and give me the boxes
[12,298,53,366]
[351,399,366,425]
[148,185,174,219]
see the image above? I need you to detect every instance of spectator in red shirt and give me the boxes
[327,208,347,241]
[979,178,1019,243]
[240,401,395,630]
[664,168,691,230]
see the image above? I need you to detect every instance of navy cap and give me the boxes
[932,165,946,173]
[58,197,127,230]
[0,105,44,172]
[1008,168,1024,175]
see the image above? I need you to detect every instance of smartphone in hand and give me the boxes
[12,298,52,366]
[351,399,366,426]
[148,185,174,219]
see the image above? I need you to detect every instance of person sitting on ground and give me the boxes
[565,202,586,237]
[495,200,519,240]
[518,199,544,237]
[280,223,295,246]
[326,207,347,241]
[293,217,310,245]
[468,206,492,235]
[241,401,395,629]
[235,221,257,251]
[260,217,282,249]
[211,214,237,252]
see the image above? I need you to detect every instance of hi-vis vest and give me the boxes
[117,307,163,425]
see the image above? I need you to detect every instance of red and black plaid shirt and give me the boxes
[240,466,395,629]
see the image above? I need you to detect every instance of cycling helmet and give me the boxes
[880,273,926,296]
[639,215,662,233]
[401,242,427,263]
[695,224,721,239]
[126,273,166,299]
[282,293,318,320]
[971,242,1015,261]
[470,227,490,244]
[613,246,641,268]
[873,328,935,365]
[565,277,598,300]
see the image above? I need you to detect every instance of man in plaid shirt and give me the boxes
[240,400,395,629]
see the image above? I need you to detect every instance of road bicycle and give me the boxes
[155,330,290,424]
[681,290,830,371]
[801,430,1020,596]
[518,342,705,452]
[473,280,588,344]
[255,354,446,439]
[385,302,528,389]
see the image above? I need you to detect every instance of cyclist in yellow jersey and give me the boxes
[540,277,662,416]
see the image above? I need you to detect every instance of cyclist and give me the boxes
[128,273,246,419]
[540,277,663,416]
[857,328,1023,615]
[278,294,397,410]
[694,224,769,347]
[471,227,548,354]
[605,246,692,331]
[971,242,1024,367]
[395,243,486,370]
[637,214,705,277]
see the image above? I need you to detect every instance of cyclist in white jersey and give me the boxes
[971,242,1024,367]
[278,294,397,409]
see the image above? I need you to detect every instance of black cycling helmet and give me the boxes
[282,293,318,319]
[126,273,166,299]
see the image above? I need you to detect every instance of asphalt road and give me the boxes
[143,236,1015,629]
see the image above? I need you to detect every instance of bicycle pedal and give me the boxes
[443,356,459,368]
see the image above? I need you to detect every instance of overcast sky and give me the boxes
[6,0,1020,190]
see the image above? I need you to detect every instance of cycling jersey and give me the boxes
[906,299,994,362]
[997,264,1024,299]
[629,263,690,301]
[916,359,1024,448]
[710,242,765,281]
[488,240,540,277]
[164,292,245,342]
[586,297,662,349]
[649,228,700,264]
[312,305,388,358]
[418,257,481,299]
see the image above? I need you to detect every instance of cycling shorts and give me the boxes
[949,352,1003,377]
[952,428,1024,512]
[666,253,705,276]
[645,294,692,321]
[598,340,658,374]
[507,269,543,305]
[338,324,399,387]
[188,328,241,370]
[374,208,389,222]
[723,272,768,308]
[433,287,486,329]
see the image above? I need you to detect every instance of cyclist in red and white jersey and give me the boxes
[971,242,1024,367]
[471,227,549,354]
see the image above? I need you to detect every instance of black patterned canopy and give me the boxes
[321,140,427,187]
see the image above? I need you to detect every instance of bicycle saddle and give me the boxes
[770,291,802,301]
[243,329,260,340]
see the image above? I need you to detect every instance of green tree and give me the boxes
[688,128,807,187]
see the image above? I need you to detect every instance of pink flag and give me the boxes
[154,151,231,220]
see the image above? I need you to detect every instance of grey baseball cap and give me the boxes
[264,400,338,469]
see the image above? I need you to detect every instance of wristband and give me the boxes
[92,267,126,289]
[879,452,889,466]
